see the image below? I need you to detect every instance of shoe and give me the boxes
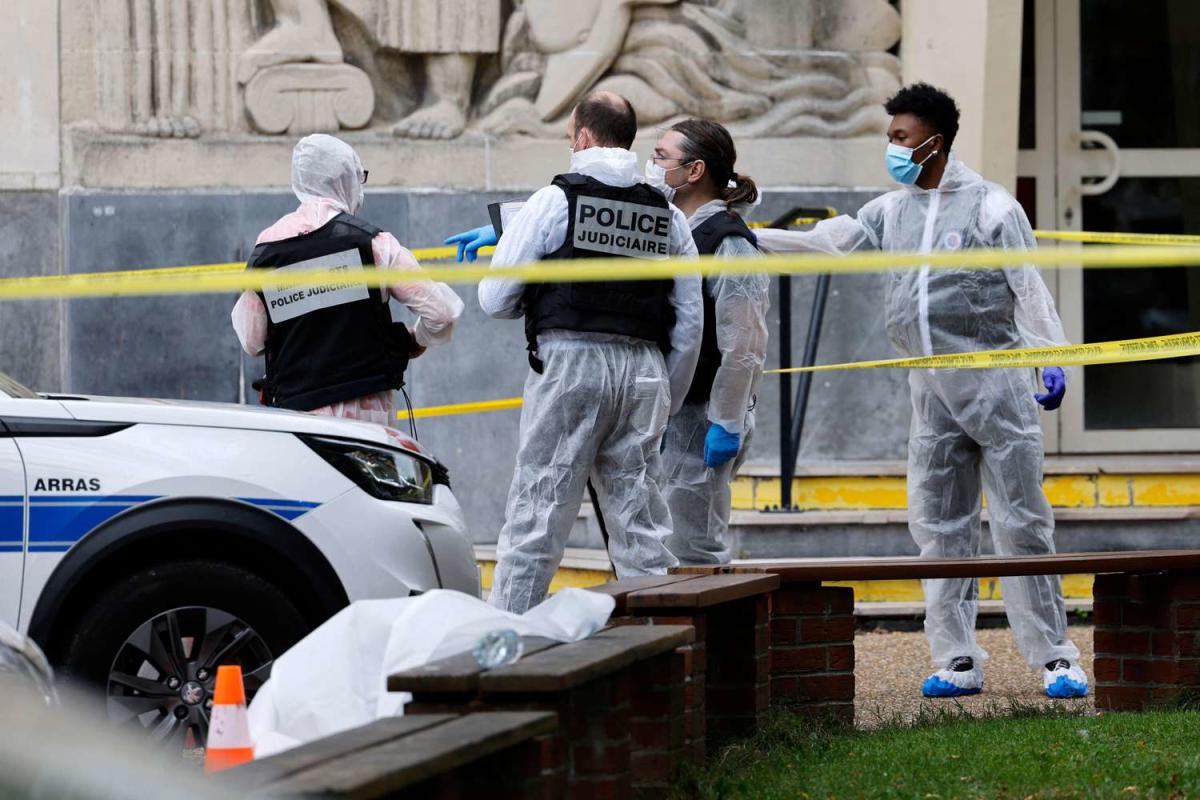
[922,656,984,698]
[1044,659,1089,698]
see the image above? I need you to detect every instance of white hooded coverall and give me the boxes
[757,157,1080,669]
[232,134,464,425]
[479,146,703,614]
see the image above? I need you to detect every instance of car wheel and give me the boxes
[59,559,311,749]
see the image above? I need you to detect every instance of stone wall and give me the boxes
[0,184,899,543]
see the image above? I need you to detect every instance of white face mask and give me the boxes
[644,159,689,203]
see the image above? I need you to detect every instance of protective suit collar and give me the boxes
[569,146,642,188]
[291,134,366,215]
[688,199,730,230]
[901,155,980,195]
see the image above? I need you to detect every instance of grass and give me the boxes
[675,705,1200,800]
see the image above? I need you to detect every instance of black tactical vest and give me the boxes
[522,173,676,371]
[685,210,758,405]
[247,213,413,411]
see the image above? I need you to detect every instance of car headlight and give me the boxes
[300,436,436,504]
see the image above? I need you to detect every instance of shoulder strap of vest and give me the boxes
[332,212,383,238]
[552,173,591,189]
[692,210,757,255]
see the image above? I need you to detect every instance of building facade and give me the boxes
[0,0,1197,560]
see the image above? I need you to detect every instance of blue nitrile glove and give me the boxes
[444,225,497,263]
[1035,366,1066,411]
[704,422,741,468]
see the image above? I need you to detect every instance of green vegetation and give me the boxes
[677,706,1200,799]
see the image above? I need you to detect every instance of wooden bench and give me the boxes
[680,549,1200,716]
[589,572,780,751]
[231,711,556,799]
[389,623,694,798]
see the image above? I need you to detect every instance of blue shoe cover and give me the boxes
[922,674,982,698]
[1045,675,1089,699]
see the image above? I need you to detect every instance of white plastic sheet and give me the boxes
[247,588,614,757]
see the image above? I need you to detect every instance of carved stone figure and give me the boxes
[92,0,239,138]
[480,0,901,138]
[240,0,502,138]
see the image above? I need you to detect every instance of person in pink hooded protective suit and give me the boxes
[232,134,464,426]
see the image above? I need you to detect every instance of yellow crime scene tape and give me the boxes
[1,243,1200,301]
[407,397,523,419]
[407,331,1200,420]
[1,229,1191,299]
[766,331,1200,375]
[1033,230,1200,246]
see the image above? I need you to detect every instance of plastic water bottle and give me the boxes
[473,629,523,669]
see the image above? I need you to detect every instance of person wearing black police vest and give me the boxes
[233,134,463,425]
[476,90,702,614]
[644,119,769,565]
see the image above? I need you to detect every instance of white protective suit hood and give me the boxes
[291,134,366,215]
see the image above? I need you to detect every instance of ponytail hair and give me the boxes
[669,118,759,208]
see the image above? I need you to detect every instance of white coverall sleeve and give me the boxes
[478,186,567,319]
[754,201,885,256]
[666,206,702,415]
[708,236,770,433]
[232,291,267,356]
[994,199,1070,352]
[373,232,464,347]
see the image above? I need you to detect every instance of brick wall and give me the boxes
[1094,572,1200,711]
[768,582,856,725]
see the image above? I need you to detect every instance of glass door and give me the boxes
[1053,0,1200,452]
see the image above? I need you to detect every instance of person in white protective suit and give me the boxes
[476,91,702,614]
[232,134,464,426]
[644,119,770,565]
[756,84,1088,699]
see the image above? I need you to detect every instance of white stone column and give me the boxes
[0,1,61,189]
[901,0,1023,192]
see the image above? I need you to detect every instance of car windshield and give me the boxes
[0,373,38,399]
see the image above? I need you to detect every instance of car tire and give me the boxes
[58,558,311,746]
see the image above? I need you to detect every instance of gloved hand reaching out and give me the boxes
[704,423,741,468]
[444,225,498,263]
[1035,367,1066,411]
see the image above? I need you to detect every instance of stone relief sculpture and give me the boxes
[478,0,901,138]
[89,0,901,140]
[91,0,248,138]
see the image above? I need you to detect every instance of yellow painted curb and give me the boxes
[733,473,1200,511]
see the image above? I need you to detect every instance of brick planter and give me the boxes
[1094,571,1200,711]
[767,582,856,726]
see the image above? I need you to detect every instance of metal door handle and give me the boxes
[1075,130,1121,196]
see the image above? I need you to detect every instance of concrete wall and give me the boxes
[0,1,60,190]
[901,0,1024,191]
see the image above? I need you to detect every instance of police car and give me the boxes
[0,372,478,746]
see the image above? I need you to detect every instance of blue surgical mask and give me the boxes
[885,135,939,185]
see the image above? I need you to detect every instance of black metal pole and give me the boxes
[778,274,793,510]
[789,273,832,461]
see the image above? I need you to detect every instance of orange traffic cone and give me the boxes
[204,665,255,773]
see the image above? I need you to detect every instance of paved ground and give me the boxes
[855,625,1095,727]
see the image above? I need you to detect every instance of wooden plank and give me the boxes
[626,573,780,610]
[697,550,1200,582]
[588,574,704,610]
[387,636,562,693]
[232,715,454,791]
[260,711,557,799]
[479,624,695,693]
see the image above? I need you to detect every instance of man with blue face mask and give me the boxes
[758,83,1085,700]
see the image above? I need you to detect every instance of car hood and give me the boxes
[44,394,430,458]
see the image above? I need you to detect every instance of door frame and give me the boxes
[1019,0,1200,453]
